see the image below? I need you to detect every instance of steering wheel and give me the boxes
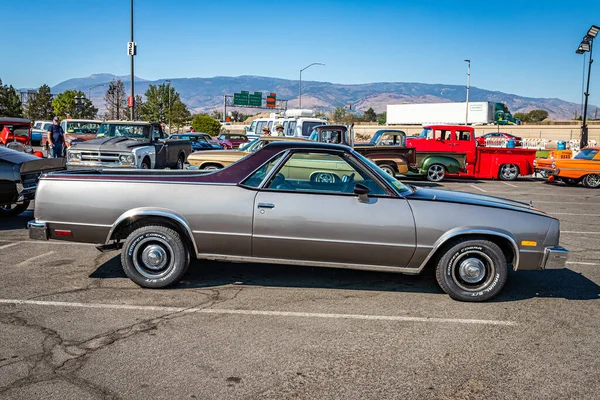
[341,173,355,193]
[271,173,295,191]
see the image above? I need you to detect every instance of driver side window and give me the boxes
[264,151,387,196]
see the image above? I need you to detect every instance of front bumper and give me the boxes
[28,221,48,241]
[67,162,136,169]
[542,246,569,269]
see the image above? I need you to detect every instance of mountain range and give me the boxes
[47,73,594,120]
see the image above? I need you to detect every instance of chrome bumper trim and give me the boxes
[542,246,569,269]
[28,221,48,241]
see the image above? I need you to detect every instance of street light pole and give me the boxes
[464,59,471,125]
[165,80,172,134]
[130,0,135,121]
[299,62,324,108]
[576,25,598,149]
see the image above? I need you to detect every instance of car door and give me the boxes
[152,124,168,168]
[249,149,416,267]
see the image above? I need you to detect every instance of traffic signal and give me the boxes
[266,93,276,108]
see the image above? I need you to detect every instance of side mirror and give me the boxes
[354,183,370,203]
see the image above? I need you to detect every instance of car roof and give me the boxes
[313,124,347,130]
[103,120,153,125]
[258,136,311,141]
[0,117,31,124]
[63,119,102,123]
[262,141,350,151]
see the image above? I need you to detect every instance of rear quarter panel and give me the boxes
[34,178,256,256]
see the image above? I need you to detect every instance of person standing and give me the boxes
[274,124,285,136]
[46,117,65,158]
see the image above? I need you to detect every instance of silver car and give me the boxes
[28,141,569,301]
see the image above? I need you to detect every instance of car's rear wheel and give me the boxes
[121,225,190,288]
[499,164,519,181]
[582,174,600,188]
[0,201,30,217]
[176,154,185,169]
[435,238,508,302]
[201,164,223,171]
[426,164,446,182]
[377,163,396,177]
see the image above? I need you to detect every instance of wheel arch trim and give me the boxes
[105,208,199,255]
[417,228,520,272]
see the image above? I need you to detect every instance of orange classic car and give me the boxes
[549,147,600,188]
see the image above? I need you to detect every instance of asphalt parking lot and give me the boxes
[1,178,599,399]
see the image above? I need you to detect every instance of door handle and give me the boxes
[257,203,275,209]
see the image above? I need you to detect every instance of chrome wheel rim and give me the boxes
[379,165,395,176]
[427,165,444,181]
[203,165,220,170]
[177,157,184,169]
[501,164,518,180]
[132,237,173,279]
[451,250,495,292]
[141,163,149,169]
[0,204,18,212]
[585,174,600,188]
[314,173,334,183]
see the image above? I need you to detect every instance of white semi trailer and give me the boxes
[386,102,519,125]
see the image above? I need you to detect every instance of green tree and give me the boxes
[0,79,24,117]
[377,111,386,125]
[332,106,346,123]
[513,112,530,123]
[315,110,327,119]
[104,79,128,120]
[363,107,377,122]
[210,109,223,120]
[133,94,144,120]
[52,90,97,119]
[139,83,189,129]
[25,84,54,120]
[191,114,221,135]
[528,109,549,123]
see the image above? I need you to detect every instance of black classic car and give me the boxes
[0,147,65,216]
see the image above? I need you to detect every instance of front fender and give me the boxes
[421,156,462,174]
[132,146,156,168]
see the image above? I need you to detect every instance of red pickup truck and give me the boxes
[406,125,536,181]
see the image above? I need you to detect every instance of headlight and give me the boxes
[119,154,134,164]
[551,161,556,169]
[533,159,537,167]
[68,152,81,162]
[25,145,33,153]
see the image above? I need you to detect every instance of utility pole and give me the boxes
[464,59,470,125]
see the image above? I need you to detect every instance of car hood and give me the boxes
[69,137,152,151]
[407,187,549,217]
[65,133,96,143]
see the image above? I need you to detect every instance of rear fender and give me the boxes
[420,156,461,174]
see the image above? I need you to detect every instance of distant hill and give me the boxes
[45,73,594,120]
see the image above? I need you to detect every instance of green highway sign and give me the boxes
[248,92,262,107]
[233,91,249,106]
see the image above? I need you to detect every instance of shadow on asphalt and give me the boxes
[90,256,599,301]
[0,210,33,231]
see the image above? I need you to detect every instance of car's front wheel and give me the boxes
[176,154,185,170]
[435,238,508,302]
[0,201,30,217]
[121,225,190,288]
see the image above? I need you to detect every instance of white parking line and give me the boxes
[16,251,55,266]
[501,182,518,188]
[567,261,600,266]
[0,299,517,326]
[551,213,600,217]
[562,231,600,234]
[0,243,19,250]
[468,184,487,193]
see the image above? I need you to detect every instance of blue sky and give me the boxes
[2,0,598,104]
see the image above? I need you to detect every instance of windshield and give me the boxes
[96,124,149,139]
[43,123,52,131]
[353,151,410,194]
[64,121,101,134]
[418,128,432,139]
[574,149,599,160]
[0,124,29,137]
[240,139,267,153]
